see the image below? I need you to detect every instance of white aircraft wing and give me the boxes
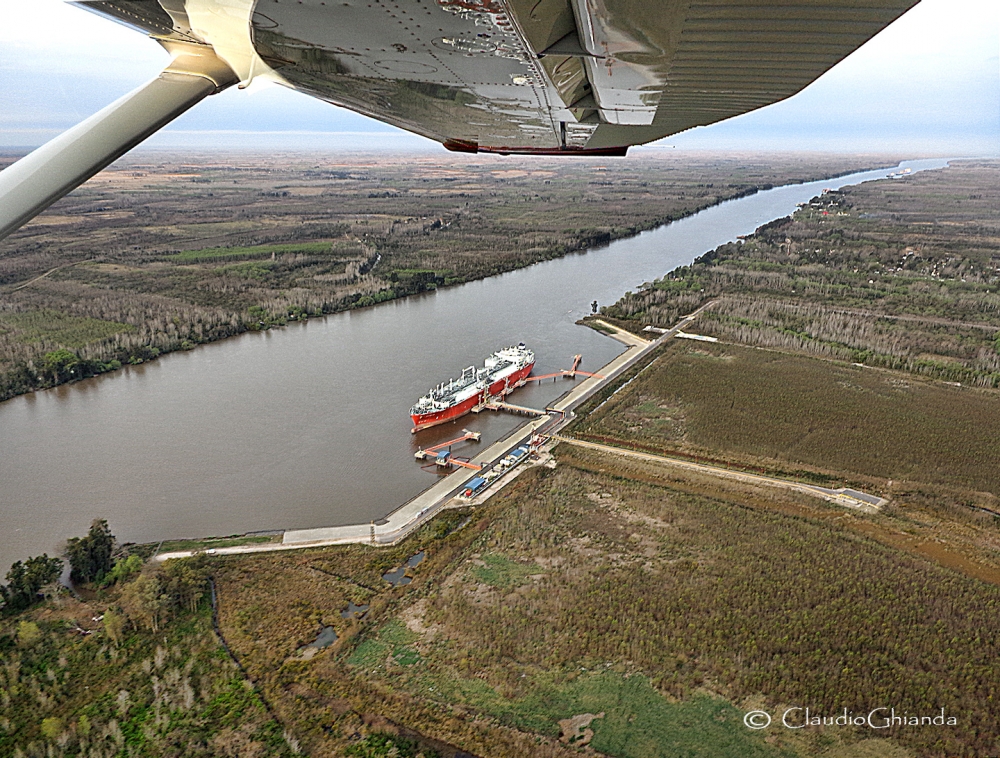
[0,0,921,240]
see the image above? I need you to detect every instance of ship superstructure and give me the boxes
[410,344,535,431]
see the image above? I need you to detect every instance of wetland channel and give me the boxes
[0,159,948,569]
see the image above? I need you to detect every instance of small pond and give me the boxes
[342,601,369,619]
[382,550,426,586]
[297,625,338,659]
[308,626,338,649]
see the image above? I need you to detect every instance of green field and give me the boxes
[422,669,793,758]
[469,553,541,590]
[348,619,422,669]
[0,309,133,348]
[577,341,1000,496]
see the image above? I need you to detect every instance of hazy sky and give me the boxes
[0,0,997,154]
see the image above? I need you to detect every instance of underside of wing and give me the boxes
[252,0,921,153]
[0,0,925,240]
[78,0,920,156]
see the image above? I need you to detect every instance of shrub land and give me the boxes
[573,340,1000,499]
[205,451,999,758]
[0,152,900,401]
[0,523,293,757]
[4,452,999,757]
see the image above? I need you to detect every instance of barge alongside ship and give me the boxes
[410,344,535,431]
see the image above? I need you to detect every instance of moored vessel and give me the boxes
[410,344,535,432]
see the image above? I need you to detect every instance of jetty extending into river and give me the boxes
[154,300,885,562]
[153,310,700,561]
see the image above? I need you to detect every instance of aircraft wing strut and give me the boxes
[0,45,236,241]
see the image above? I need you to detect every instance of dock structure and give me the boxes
[154,306,720,563]
[414,429,481,460]
[567,354,582,377]
[469,354,601,417]
[507,353,603,385]
[474,400,548,417]
[432,449,483,470]
[444,457,483,471]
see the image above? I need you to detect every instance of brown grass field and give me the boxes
[201,448,1000,758]
[574,340,1000,503]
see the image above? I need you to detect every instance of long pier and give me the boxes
[154,307,712,562]
[473,400,547,417]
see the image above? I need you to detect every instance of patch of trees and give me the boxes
[0,350,123,401]
[66,518,117,584]
[603,168,1000,387]
[0,570,289,758]
[116,557,211,634]
[1,554,62,612]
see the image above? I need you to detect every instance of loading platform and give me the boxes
[414,429,481,460]
[430,450,483,470]
[522,355,604,383]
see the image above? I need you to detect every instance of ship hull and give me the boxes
[411,361,534,431]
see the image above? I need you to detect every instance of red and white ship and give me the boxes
[411,344,535,432]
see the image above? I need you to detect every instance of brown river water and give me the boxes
[0,160,947,570]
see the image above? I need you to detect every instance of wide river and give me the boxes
[0,159,947,569]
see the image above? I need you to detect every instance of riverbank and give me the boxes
[4,157,997,758]
[151,304,889,562]
[150,317,675,561]
[0,153,905,403]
